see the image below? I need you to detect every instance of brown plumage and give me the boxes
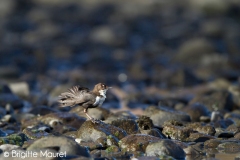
[58,83,111,123]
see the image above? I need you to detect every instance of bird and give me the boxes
[58,83,111,123]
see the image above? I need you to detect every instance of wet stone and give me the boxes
[184,142,205,155]
[234,132,240,140]
[189,90,233,112]
[137,115,154,130]
[105,145,120,153]
[138,155,174,160]
[104,110,137,124]
[226,124,240,134]
[100,149,132,159]
[195,125,216,136]
[77,120,127,142]
[119,134,161,152]
[162,124,193,141]
[70,106,110,121]
[0,144,20,152]
[140,128,165,138]
[144,106,191,127]
[145,139,186,159]
[184,103,210,122]
[39,112,86,131]
[27,135,90,157]
[1,114,17,123]
[111,119,139,134]
[187,132,215,142]
[200,116,211,123]
[228,85,240,108]
[21,117,41,130]
[0,133,28,146]
[204,139,222,149]
[217,131,234,138]
[79,141,104,151]
[0,129,8,137]
[80,135,119,150]
[175,38,215,66]
[217,141,240,153]
[64,130,78,139]
[213,118,234,129]
[22,125,52,140]
[8,82,30,98]
[167,68,202,87]
[164,119,184,126]
[0,94,24,110]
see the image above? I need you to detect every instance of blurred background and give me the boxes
[0,0,240,110]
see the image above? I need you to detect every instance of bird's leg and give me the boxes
[84,108,99,123]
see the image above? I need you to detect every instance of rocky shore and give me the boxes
[0,0,240,159]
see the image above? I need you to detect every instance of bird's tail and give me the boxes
[58,94,76,107]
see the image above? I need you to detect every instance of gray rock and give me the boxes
[22,125,52,140]
[184,142,205,155]
[1,114,16,123]
[77,120,127,142]
[144,106,191,127]
[189,90,233,112]
[0,94,24,110]
[39,112,86,132]
[70,106,110,121]
[187,132,215,142]
[145,139,185,159]
[195,125,216,136]
[175,38,215,65]
[217,141,240,153]
[111,119,139,134]
[8,82,30,98]
[104,110,137,124]
[184,103,210,122]
[162,124,193,141]
[228,85,240,108]
[27,136,90,157]
[0,129,8,137]
[216,132,234,138]
[119,134,161,152]
[213,119,234,129]
[167,68,202,87]
[204,139,222,149]
[137,115,154,130]
[0,144,20,152]
[226,124,240,134]
[140,129,165,138]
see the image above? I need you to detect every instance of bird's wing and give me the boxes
[58,86,95,107]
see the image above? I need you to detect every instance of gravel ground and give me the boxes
[0,0,240,159]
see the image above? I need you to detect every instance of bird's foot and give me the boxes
[90,118,102,124]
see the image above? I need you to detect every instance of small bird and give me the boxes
[58,83,111,123]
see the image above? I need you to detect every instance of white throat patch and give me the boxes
[93,89,107,106]
[99,89,107,98]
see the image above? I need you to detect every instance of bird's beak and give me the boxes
[107,86,112,90]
